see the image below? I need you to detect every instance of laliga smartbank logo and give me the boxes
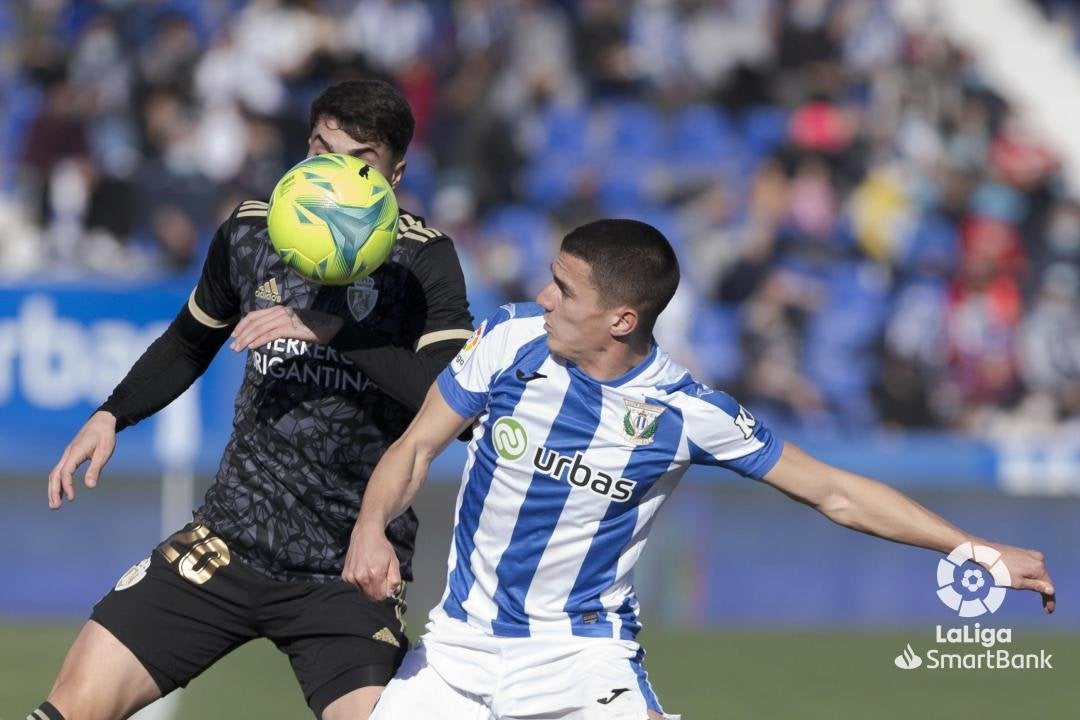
[893,543,1052,671]
[935,542,1010,617]
[894,644,922,670]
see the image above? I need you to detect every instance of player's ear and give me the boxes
[388,157,407,189]
[610,306,638,339]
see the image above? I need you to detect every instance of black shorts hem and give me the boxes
[88,609,179,696]
[307,663,397,718]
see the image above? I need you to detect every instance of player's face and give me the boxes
[536,253,612,362]
[307,116,406,189]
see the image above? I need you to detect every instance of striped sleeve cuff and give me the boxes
[437,368,488,420]
[723,427,783,480]
[415,327,475,352]
[187,289,232,329]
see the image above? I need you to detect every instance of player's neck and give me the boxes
[571,335,653,383]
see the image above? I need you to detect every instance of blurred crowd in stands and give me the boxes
[1,0,1077,440]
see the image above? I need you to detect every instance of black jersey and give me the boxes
[188,200,474,582]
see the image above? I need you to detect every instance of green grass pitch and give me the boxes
[1,624,1075,719]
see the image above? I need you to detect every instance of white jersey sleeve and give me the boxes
[681,386,782,479]
[436,304,518,420]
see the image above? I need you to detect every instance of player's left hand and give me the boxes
[229,306,343,351]
[991,543,1056,614]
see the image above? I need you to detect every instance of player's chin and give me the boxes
[544,335,562,356]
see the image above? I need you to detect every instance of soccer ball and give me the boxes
[267,153,399,285]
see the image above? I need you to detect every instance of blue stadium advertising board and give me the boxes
[0,280,244,473]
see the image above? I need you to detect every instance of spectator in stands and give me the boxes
[3,0,1077,439]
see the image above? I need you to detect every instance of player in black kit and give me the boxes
[32,80,475,720]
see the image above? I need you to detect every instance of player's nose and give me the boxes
[536,282,555,310]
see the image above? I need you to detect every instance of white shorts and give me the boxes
[370,618,679,720]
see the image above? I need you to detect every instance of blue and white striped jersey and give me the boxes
[433,303,782,640]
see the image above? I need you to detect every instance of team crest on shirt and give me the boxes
[347,277,378,321]
[622,399,665,445]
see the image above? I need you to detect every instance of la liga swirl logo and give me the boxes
[936,542,1011,618]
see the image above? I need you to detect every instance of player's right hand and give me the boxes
[47,410,117,509]
[342,525,401,601]
[993,543,1057,614]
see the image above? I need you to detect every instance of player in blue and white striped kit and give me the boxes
[348,219,1056,719]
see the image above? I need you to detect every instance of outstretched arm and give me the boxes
[48,211,239,508]
[342,382,474,599]
[762,442,1056,613]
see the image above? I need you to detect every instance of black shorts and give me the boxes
[91,523,408,718]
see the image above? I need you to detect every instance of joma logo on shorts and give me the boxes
[533,448,636,502]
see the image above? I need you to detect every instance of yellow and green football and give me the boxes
[267,153,398,285]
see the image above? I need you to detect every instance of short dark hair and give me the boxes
[309,79,415,159]
[560,219,680,333]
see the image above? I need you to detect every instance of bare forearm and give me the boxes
[766,443,971,554]
[356,439,433,531]
[820,469,970,553]
[344,382,473,598]
[764,443,1056,614]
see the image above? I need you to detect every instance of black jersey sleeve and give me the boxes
[404,235,476,351]
[190,214,241,325]
[97,217,240,430]
[332,236,475,411]
[97,304,232,430]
